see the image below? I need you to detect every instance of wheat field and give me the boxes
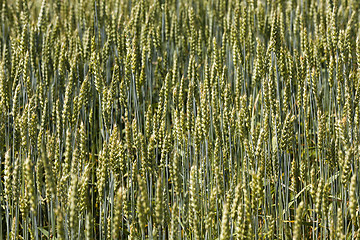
[0,0,359,239]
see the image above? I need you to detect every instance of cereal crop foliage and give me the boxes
[0,0,360,239]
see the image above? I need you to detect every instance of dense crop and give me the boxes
[0,0,360,239]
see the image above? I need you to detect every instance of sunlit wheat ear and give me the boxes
[24,156,36,215]
[55,205,66,240]
[293,202,305,240]
[4,150,12,203]
[189,165,200,239]
[112,186,124,240]
[42,144,56,201]
[337,207,346,240]
[154,176,164,226]
[219,195,230,240]
[68,173,78,239]
[349,173,358,225]
[137,174,149,236]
